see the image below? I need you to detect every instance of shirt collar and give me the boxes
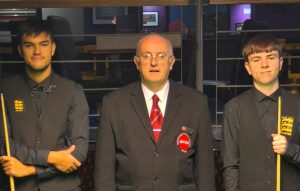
[25,72,54,90]
[253,87,281,103]
[142,81,169,103]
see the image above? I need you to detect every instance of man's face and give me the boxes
[18,32,56,73]
[244,50,283,88]
[134,35,175,91]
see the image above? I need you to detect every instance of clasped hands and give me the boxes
[0,145,81,177]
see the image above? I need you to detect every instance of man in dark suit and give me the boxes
[94,33,215,191]
[0,19,89,191]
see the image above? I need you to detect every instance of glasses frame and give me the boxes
[138,52,173,64]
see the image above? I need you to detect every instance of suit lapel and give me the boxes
[129,82,156,144]
[156,81,182,146]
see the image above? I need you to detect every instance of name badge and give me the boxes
[177,133,191,153]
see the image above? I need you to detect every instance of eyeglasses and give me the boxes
[139,53,172,63]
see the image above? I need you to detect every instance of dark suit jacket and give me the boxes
[94,80,215,191]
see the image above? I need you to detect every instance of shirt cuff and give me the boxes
[36,150,50,166]
[284,142,296,159]
[35,166,58,180]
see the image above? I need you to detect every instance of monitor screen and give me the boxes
[93,7,128,25]
[230,4,251,34]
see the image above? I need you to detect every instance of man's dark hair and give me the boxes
[242,34,283,62]
[18,19,54,45]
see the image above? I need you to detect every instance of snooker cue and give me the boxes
[1,93,15,191]
[276,96,281,191]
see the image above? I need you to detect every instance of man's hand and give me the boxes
[0,156,36,177]
[47,145,81,173]
[272,134,288,155]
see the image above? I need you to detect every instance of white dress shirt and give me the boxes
[141,81,169,117]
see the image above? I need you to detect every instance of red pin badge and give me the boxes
[177,133,191,152]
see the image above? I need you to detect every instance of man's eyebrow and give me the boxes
[250,55,261,60]
[40,40,50,43]
[22,41,32,44]
[266,53,277,57]
[22,40,50,44]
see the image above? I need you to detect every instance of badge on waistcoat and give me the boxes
[280,116,294,136]
[177,132,191,153]
[14,99,24,112]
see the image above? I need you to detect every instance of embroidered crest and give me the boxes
[281,116,294,136]
[14,99,24,112]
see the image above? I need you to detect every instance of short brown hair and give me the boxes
[242,34,283,62]
[18,19,54,45]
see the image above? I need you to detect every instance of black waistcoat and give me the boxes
[1,74,81,191]
[237,88,300,191]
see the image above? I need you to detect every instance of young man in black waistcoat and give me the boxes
[0,19,89,191]
[222,34,300,191]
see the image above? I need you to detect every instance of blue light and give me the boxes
[244,8,251,14]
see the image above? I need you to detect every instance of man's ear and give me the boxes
[168,56,175,70]
[279,56,283,71]
[51,42,56,56]
[133,56,140,70]
[17,45,23,58]
[244,62,252,75]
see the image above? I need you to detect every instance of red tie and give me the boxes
[150,94,163,142]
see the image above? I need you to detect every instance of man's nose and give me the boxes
[150,57,158,66]
[33,46,41,54]
[261,59,269,68]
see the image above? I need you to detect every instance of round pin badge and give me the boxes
[177,133,191,153]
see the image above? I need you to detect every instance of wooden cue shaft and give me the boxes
[276,96,281,191]
[1,93,15,191]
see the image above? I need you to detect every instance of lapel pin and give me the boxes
[182,126,193,135]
